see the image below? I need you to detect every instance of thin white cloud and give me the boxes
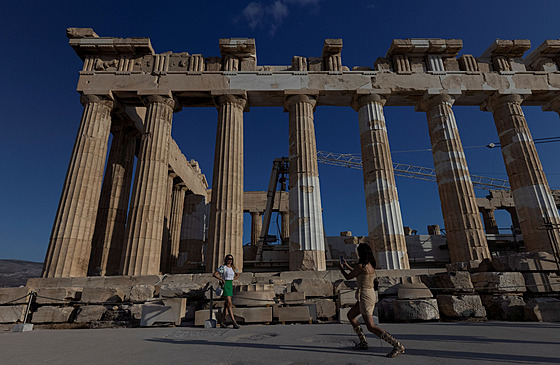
[241,0,320,36]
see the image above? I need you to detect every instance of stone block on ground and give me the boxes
[236,273,255,285]
[81,287,127,304]
[337,288,356,307]
[470,272,526,293]
[157,282,205,298]
[284,292,305,305]
[376,276,401,296]
[436,294,486,318]
[270,279,288,295]
[525,298,560,322]
[129,285,155,303]
[480,295,526,321]
[277,305,312,322]
[159,274,194,285]
[394,299,440,321]
[75,305,107,323]
[306,298,336,319]
[398,282,433,299]
[35,288,80,304]
[0,287,31,305]
[421,271,474,294]
[279,271,323,282]
[377,297,397,322]
[225,307,272,323]
[0,305,27,323]
[232,284,276,307]
[162,298,187,320]
[292,278,333,298]
[446,260,481,273]
[103,275,162,287]
[127,304,143,320]
[338,307,378,325]
[522,272,560,294]
[31,306,74,323]
[26,277,72,289]
[194,309,220,326]
[140,300,183,327]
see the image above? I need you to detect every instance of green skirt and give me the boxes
[223,280,233,297]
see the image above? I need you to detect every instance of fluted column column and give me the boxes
[180,193,207,265]
[122,95,176,276]
[418,94,490,262]
[206,94,246,272]
[480,208,500,234]
[250,211,263,245]
[353,94,409,269]
[485,94,560,253]
[89,124,136,276]
[43,94,114,277]
[281,211,290,244]
[287,94,326,271]
[160,173,175,273]
[169,184,187,271]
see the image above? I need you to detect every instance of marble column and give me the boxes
[353,94,409,269]
[287,94,326,271]
[180,193,208,265]
[160,173,175,273]
[281,211,290,244]
[480,208,500,234]
[89,124,136,276]
[169,184,187,271]
[485,94,560,253]
[418,94,490,262]
[206,94,246,273]
[250,211,263,245]
[43,94,114,278]
[121,95,176,276]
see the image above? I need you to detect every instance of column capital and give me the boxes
[415,93,455,112]
[480,93,524,112]
[141,94,179,111]
[80,94,114,109]
[351,92,386,111]
[214,93,247,111]
[284,93,317,112]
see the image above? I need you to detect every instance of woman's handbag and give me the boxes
[215,284,223,297]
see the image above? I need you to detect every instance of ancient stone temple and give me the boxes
[42,29,560,278]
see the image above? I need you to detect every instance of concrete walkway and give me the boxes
[2,322,559,364]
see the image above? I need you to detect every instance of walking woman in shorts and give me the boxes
[340,243,405,358]
[213,254,240,329]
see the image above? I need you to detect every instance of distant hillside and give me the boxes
[0,259,42,287]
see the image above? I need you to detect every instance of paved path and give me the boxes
[2,322,559,364]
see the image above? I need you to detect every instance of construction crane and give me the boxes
[316,151,512,191]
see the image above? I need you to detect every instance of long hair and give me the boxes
[223,254,237,272]
[357,243,376,268]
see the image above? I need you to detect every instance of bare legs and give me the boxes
[347,302,405,357]
[221,296,240,328]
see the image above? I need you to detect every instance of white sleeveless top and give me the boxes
[218,265,236,280]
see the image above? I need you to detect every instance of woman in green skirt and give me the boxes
[213,254,240,329]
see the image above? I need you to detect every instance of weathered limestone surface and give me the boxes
[485,94,560,254]
[43,95,113,278]
[232,284,276,307]
[129,285,155,303]
[306,298,336,318]
[81,287,127,304]
[277,306,312,322]
[0,287,31,305]
[354,93,408,269]
[292,278,333,297]
[418,94,490,263]
[32,306,74,323]
[89,125,136,276]
[284,291,305,305]
[491,251,559,272]
[122,95,176,276]
[481,295,526,321]
[0,305,27,323]
[35,288,80,304]
[522,272,560,293]
[75,305,107,323]
[421,271,475,294]
[194,309,220,326]
[525,298,560,322]
[206,94,246,273]
[394,299,440,321]
[287,94,326,271]
[471,272,526,293]
[436,294,486,318]
[226,307,272,323]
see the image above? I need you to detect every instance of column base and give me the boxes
[289,250,326,271]
[377,250,410,270]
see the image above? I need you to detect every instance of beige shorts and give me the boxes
[356,288,377,316]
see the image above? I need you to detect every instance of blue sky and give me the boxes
[1,1,560,262]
